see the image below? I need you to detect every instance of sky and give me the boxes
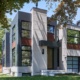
[6,1,80,24]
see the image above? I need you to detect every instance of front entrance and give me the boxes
[47,48,54,69]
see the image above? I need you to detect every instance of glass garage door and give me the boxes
[67,56,78,73]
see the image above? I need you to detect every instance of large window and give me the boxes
[21,21,31,38]
[12,48,15,66]
[22,22,31,30]
[67,29,80,44]
[47,25,54,33]
[22,30,31,38]
[67,56,78,73]
[12,25,16,42]
[22,46,31,66]
[21,21,31,66]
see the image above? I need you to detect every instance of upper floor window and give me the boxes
[22,30,31,38]
[12,25,15,35]
[12,25,16,42]
[67,29,80,44]
[21,21,31,38]
[22,21,31,30]
[47,25,54,33]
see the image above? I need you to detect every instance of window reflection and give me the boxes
[67,29,80,44]
[48,26,54,33]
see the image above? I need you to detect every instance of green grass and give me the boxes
[0,74,80,80]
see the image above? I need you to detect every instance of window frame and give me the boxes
[21,21,31,30]
[67,29,80,44]
[47,25,54,34]
[21,21,31,39]
[21,45,31,66]
[12,25,16,42]
[67,56,78,72]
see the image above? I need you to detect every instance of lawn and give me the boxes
[0,74,80,80]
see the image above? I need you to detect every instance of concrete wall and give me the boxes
[59,26,67,71]
[10,66,31,76]
[31,8,47,75]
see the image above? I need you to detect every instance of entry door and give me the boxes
[47,48,54,69]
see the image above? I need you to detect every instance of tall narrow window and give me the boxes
[12,25,16,42]
[22,22,31,30]
[12,48,15,66]
[2,40,6,67]
[21,21,31,66]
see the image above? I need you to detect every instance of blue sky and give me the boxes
[6,1,80,24]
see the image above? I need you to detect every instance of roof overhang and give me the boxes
[39,40,61,48]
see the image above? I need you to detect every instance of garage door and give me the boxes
[67,56,78,73]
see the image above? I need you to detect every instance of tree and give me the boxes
[0,27,5,63]
[50,0,80,26]
[0,0,80,28]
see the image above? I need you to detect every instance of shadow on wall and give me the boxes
[33,35,47,74]
[35,11,47,40]
[67,49,80,56]
[60,27,67,70]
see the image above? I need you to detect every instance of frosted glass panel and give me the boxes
[67,61,72,64]
[67,65,72,68]
[73,65,78,68]
[73,61,78,64]
[67,57,72,60]
[73,57,78,60]
[67,69,72,72]
[73,69,78,72]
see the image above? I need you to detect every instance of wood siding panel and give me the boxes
[21,38,31,46]
[47,33,54,42]
[67,44,80,50]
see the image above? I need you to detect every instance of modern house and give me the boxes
[2,7,80,76]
